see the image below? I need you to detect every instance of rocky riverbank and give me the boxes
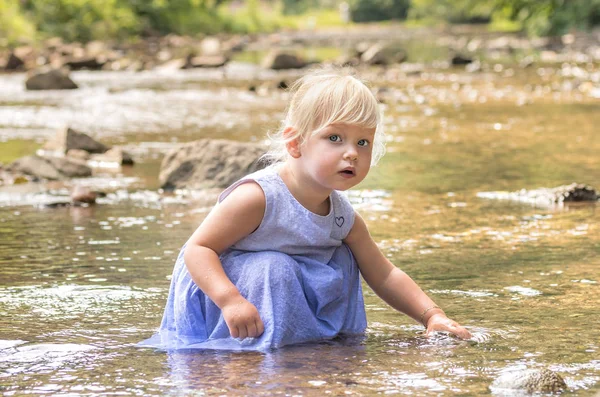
[2,25,600,77]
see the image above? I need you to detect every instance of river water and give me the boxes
[0,41,599,395]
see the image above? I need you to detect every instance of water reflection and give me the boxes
[166,338,369,394]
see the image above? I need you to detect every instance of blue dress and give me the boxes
[139,167,367,351]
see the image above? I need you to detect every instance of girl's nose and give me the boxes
[344,147,358,161]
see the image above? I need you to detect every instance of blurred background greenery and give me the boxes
[1,0,600,45]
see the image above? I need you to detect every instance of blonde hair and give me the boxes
[264,69,385,165]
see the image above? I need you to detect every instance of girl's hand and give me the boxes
[221,298,265,339]
[425,313,472,340]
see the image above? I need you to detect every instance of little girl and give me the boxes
[141,70,471,351]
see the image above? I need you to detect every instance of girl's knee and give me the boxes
[259,252,301,287]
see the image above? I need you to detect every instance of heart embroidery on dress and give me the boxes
[335,216,344,227]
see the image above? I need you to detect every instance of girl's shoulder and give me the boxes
[218,167,277,204]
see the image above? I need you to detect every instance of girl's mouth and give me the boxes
[339,169,356,178]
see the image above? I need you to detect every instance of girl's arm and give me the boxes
[184,182,266,339]
[344,211,471,339]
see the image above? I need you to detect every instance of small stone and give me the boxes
[66,149,91,161]
[71,186,97,204]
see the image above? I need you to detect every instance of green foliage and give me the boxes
[0,0,36,44]
[409,0,496,23]
[495,0,600,36]
[127,0,227,35]
[21,0,139,42]
[349,0,410,22]
[281,0,318,15]
[2,0,600,43]
[409,0,600,36]
[0,140,41,164]
[218,0,281,33]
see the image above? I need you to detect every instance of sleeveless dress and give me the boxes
[139,167,367,351]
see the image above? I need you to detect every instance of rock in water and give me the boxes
[491,369,567,393]
[71,186,97,204]
[43,127,109,154]
[25,68,78,90]
[7,155,92,180]
[4,52,25,70]
[159,139,267,190]
[261,51,306,70]
[360,42,407,66]
[477,183,598,206]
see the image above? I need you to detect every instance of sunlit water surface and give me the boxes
[1,44,599,395]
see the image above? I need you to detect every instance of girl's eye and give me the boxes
[329,135,341,142]
[358,139,369,147]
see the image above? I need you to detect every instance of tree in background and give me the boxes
[495,0,600,36]
[349,0,410,22]
[408,0,496,24]
[410,0,600,35]
[21,0,140,42]
[2,0,600,45]
[126,0,228,35]
[0,0,37,44]
[281,0,318,15]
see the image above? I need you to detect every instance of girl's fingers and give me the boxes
[247,321,258,338]
[229,325,239,338]
[457,327,472,339]
[237,325,248,340]
[256,319,265,336]
[426,321,471,340]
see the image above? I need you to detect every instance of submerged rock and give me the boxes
[477,183,598,206]
[159,139,267,191]
[491,369,567,393]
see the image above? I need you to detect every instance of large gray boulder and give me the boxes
[7,155,92,180]
[159,139,267,191]
[491,369,567,394]
[25,68,78,90]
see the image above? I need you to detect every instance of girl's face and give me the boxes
[296,123,376,192]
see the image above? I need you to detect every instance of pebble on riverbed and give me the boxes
[70,186,97,205]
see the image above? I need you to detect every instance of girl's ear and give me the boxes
[284,127,302,158]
